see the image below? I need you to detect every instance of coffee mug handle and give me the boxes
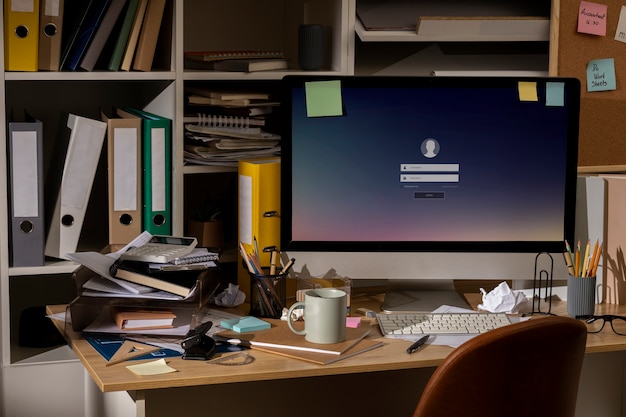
[287,302,306,335]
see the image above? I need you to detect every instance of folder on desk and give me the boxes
[101,109,142,244]
[38,0,64,71]
[238,157,281,268]
[45,113,107,260]
[79,0,127,71]
[60,0,111,71]
[4,0,40,71]
[8,114,45,267]
[118,107,172,235]
[132,0,166,71]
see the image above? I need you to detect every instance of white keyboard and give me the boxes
[376,312,512,336]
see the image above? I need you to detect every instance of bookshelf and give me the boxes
[0,0,551,415]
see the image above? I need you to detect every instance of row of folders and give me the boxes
[8,107,172,268]
[4,0,170,72]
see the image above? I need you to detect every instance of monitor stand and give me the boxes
[381,279,471,312]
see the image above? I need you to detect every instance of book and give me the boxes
[185,87,271,101]
[111,307,176,330]
[110,259,202,297]
[184,114,265,127]
[184,50,284,62]
[172,247,220,265]
[217,319,383,365]
[187,95,279,108]
[212,58,288,72]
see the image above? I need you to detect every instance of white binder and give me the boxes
[8,116,45,266]
[45,113,107,259]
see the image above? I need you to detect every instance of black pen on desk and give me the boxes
[407,335,430,354]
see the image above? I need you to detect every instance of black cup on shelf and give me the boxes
[298,24,325,71]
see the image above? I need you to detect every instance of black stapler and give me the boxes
[181,320,217,360]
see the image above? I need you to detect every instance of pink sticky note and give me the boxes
[346,317,361,328]
[578,1,608,36]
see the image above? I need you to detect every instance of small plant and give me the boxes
[192,193,223,222]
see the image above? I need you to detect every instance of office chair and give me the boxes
[412,316,587,417]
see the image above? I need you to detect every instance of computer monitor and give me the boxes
[280,75,580,311]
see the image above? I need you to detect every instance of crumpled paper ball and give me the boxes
[478,281,528,314]
[213,283,246,307]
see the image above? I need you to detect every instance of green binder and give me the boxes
[108,0,140,71]
[119,107,172,235]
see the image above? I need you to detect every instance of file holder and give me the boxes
[68,246,222,333]
[524,252,555,316]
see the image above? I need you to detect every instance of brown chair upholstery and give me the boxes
[413,316,587,417]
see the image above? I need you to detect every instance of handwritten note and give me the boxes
[615,6,626,42]
[578,1,608,36]
[587,58,616,92]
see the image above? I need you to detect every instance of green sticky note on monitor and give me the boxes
[305,80,343,117]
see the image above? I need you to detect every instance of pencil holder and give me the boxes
[567,275,597,317]
[249,268,287,319]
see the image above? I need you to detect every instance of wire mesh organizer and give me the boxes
[248,268,287,318]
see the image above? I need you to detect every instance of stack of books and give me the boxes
[183,88,281,167]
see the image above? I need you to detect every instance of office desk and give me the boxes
[49,294,626,417]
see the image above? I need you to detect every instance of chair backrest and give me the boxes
[412,316,587,417]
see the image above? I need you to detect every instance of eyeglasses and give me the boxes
[576,315,626,335]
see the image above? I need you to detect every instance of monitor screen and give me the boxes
[280,76,580,309]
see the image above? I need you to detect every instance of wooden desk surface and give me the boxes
[48,292,626,393]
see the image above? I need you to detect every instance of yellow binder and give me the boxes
[4,0,40,71]
[238,157,281,294]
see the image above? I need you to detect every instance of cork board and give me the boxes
[551,0,626,170]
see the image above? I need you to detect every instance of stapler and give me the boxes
[181,320,217,360]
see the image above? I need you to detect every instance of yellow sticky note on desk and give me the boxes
[305,80,343,117]
[126,358,177,376]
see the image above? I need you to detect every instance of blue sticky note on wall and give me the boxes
[587,58,617,92]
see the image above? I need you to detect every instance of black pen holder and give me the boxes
[248,268,287,319]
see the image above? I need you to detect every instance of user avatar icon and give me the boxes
[421,138,439,158]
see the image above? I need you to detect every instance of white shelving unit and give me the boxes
[0,0,551,415]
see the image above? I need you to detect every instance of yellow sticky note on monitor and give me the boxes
[518,82,538,102]
[305,80,343,117]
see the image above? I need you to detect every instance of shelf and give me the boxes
[9,261,79,278]
[4,71,176,82]
[355,17,550,43]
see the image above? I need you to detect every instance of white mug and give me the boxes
[287,288,347,344]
